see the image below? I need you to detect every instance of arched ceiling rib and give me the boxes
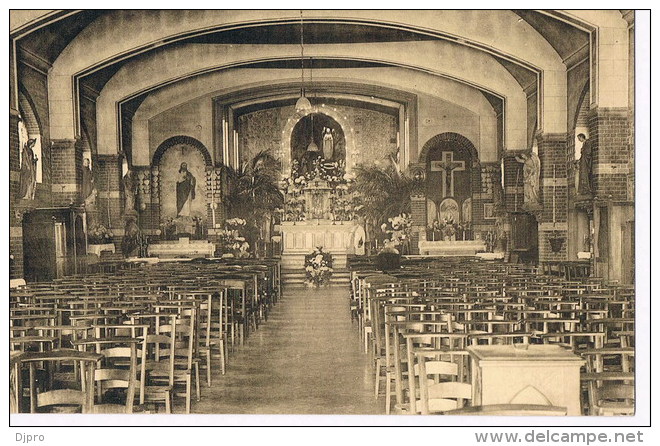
[95,41,526,156]
[40,9,566,140]
[128,67,501,165]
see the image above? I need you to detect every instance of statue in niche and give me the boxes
[462,198,472,223]
[176,162,196,217]
[18,138,38,200]
[81,158,96,203]
[515,150,541,211]
[322,127,334,160]
[576,133,593,197]
[122,169,136,214]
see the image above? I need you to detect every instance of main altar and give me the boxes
[277,220,359,270]
[278,146,364,270]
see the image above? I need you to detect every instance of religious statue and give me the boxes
[122,169,136,214]
[176,162,196,217]
[576,133,593,197]
[426,199,438,225]
[18,138,38,200]
[81,158,96,202]
[462,198,472,223]
[430,152,465,198]
[121,213,141,257]
[515,150,541,210]
[322,127,334,160]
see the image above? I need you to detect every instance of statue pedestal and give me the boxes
[277,220,357,270]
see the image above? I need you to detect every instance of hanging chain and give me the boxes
[300,10,305,96]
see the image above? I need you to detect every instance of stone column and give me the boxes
[588,107,634,283]
[95,154,123,240]
[50,138,83,206]
[9,109,23,279]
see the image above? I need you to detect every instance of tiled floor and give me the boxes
[192,285,383,414]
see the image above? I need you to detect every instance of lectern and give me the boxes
[468,344,585,416]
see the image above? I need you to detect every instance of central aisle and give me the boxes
[193,285,383,414]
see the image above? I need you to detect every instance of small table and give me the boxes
[468,344,585,416]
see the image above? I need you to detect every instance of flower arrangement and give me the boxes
[225,217,246,229]
[380,213,413,248]
[219,218,250,258]
[88,224,114,244]
[283,194,306,222]
[304,247,334,287]
[291,157,346,183]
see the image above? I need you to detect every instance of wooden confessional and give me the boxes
[22,207,87,282]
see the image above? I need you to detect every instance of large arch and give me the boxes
[131,67,500,166]
[45,10,567,140]
[97,41,525,156]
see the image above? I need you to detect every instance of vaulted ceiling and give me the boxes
[12,9,591,95]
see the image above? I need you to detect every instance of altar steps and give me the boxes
[281,268,351,287]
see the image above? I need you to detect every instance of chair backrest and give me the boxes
[417,356,472,415]
[94,345,137,414]
[593,383,635,416]
[36,389,88,413]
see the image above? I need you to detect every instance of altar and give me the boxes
[277,221,359,270]
[147,238,215,258]
[418,240,487,256]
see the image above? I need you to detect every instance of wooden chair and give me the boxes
[19,349,102,414]
[149,310,199,413]
[91,343,138,414]
[417,354,472,414]
[138,315,176,414]
[590,383,635,416]
[199,289,228,382]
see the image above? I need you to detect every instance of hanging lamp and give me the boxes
[307,112,319,152]
[295,10,312,112]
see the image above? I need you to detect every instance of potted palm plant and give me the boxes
[349,162,424,255]
[222,150,284,257]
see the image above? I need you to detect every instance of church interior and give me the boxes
[9,10,638,418]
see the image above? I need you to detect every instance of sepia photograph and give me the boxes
[6,7,649,432]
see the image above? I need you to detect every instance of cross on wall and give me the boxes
[430,151,465,197]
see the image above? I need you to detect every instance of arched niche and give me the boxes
[421,132,478,225]
[151,136,213,231]
[279,105,357,178]
[291,112,346,174]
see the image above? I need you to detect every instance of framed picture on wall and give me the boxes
[484,203,495,219]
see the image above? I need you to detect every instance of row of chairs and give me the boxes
[10,258,281,414]
[348,256,635,416]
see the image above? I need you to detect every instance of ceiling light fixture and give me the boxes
[295,10,312,112]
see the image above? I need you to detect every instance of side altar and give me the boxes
[147,238,215,258]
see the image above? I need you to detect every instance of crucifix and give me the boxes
[430,151,465,197]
